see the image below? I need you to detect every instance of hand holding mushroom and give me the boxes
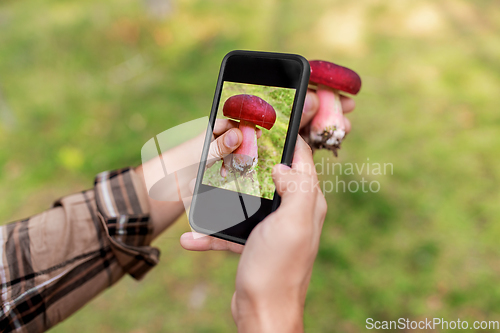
[305,60,362,156]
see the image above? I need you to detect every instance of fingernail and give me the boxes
[180,232,193,240]
[273,164,291,175]
[224,130,239,147]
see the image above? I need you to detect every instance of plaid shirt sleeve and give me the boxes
[0,167,159,333]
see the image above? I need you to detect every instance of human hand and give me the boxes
[300,89,356,140]
[206,119,262,177]
[181,136,326,332]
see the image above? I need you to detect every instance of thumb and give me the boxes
[272,163,318,221]
[272,136,318,201]
[271,136,317,197]
[272,164,295,197]
[206,128,242,167]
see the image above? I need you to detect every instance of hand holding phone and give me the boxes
[179,52,359,332]
[183,137,327,332]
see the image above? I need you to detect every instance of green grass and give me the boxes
[1,0,500,332]
[202,82,294,199]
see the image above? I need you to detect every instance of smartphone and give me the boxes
[189,50,310,244]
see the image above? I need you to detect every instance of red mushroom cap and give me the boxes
[309,60,362,95]
[223,94,276,130]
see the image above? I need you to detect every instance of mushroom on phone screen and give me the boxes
[222,94,276,175]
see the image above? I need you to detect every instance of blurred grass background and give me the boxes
[1,0,500,331]
[203,82,294,199]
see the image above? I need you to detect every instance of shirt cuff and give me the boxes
[94,167,159,280]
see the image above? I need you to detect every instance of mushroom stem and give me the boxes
[232,121,258,172]
[309,84,345,156]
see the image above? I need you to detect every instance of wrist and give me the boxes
[235,292,304,333]
[134,164,185,239]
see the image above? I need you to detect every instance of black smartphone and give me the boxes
[189,50,310,244]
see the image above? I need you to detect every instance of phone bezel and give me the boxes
[189,50,310,245]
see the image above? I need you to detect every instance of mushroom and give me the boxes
[222,94,276,174]
[308,60,362,156]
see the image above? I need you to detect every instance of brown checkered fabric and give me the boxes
[0,168,158,332]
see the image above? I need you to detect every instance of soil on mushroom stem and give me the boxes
[202,82,295,200]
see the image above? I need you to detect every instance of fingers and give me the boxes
[340,95,355,114]
[213,119,240,136]
[290,136,316,175]
[300,91,355,142]
[220,162,227,177]
[206,128,242,168]
[344,116,352,134]
[272,137,317,198]
[300,91,319,129]
[180,232,244,253]
[271,164,293,197]
[271,138,323,227]
[271,163,317,213]
[301,92,356,129]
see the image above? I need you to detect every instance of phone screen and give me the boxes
[201,81,296,200]
[189,51,309,244]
